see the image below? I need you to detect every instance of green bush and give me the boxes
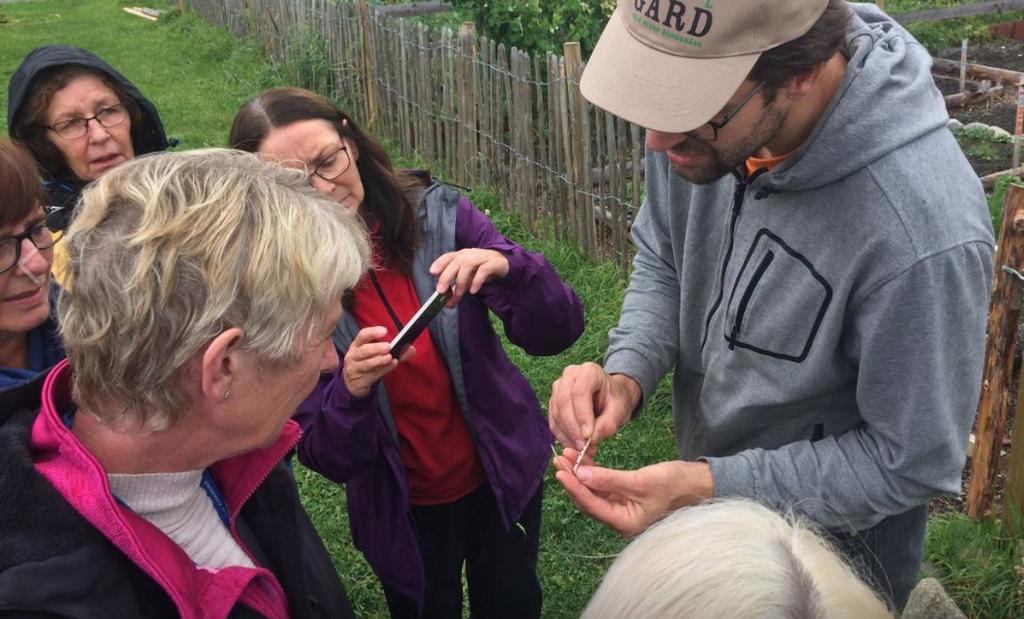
[450,0,615,56]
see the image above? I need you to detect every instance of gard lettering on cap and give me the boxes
[634,0,714,37]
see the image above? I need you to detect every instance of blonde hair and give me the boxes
[582,499,894,619]
[58,148,369,430]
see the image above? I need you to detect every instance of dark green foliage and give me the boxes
[449,0,615,56]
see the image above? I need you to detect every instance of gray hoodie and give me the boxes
[604,4,994,531]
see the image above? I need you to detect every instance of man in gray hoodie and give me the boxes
[549,0,994,608]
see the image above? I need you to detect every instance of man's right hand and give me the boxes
[343,326,413,397]
[548,362,641,452]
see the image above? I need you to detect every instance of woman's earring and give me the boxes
[222,389,231,401]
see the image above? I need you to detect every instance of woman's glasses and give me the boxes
[0,207,64,275]
[46,103,128,140]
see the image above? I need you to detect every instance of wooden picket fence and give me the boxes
[188,0,641,270]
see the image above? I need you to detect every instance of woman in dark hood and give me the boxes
[7,45,168,220]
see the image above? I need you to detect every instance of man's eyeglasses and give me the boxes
[688,81,766,142]
[312,145,352,182]
[0,207,64,275]
[46,103,128,140]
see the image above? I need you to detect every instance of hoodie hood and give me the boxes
[764,4,948,192]
[7,46,168,188]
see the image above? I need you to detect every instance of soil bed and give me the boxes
[936,39,1024,177]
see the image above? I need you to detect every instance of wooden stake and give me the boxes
[967,183,1024,519]
[875,0,886,10]
[959,39,968,94]
[1015,77,1024,171]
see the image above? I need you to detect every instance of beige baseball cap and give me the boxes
[581,0,828,133]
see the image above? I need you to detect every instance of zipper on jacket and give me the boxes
[728,249,774,349]
[701,170,754,352]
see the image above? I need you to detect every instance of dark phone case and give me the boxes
[389,290,450,358]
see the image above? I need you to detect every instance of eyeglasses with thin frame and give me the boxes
[0,206,64,275]
[311,144,352,182]
[689,81,766,142]
[45,103,128,140]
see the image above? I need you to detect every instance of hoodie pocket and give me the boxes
[724,229,832,362]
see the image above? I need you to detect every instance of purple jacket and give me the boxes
[293,182,585,605]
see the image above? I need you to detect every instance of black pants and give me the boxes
[382,483,543,619]
[827,504,928,611]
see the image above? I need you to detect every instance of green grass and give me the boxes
[0,1,277,146]
[925,512,1024,618]
[3,1,1023,617]
[887,0,1024,52]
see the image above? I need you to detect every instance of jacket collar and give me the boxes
[29,359,297,619]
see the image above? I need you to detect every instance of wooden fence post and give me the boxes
[457,22,478,185]
[1004,352,1024,533]
[875,0,886,10]
[358,0,378,129]
[179,0,187,15]
[967,183,1024,519]
[564,42,592,254]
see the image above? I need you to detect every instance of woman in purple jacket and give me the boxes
[230,87,584,618]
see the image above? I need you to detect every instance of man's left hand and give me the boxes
[552,451,714,538]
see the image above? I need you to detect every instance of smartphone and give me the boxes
[389,289,451,358]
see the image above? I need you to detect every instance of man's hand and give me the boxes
[552,451,713,538]
[342,326,413,397]
[548,363,640,452]
[429,248,510,307]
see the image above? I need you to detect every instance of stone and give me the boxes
[990,126,1013,142]
[901,578,967,619]
[946,118,964,131]
[964,122,992,133]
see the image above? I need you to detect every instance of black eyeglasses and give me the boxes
[688,81,766,142]
[46,103,128,140]
[0,207,64,275]
[312,145,352,182]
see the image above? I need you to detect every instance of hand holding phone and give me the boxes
[389,289,452,358]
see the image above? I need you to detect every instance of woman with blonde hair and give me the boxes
[0,149,368,618]
[583,499,894,619]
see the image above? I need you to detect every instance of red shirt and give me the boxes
[351,265,486,505]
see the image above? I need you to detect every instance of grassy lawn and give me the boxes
[2,1,1022,617]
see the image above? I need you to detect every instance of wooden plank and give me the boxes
[630,121,642,261]
[496,43,510,194]
[358,0,379,128]
[442,27,455,177]
[399,20,411,153]
[616,116,630,268]
[895,0,1024,25]
[458,22,478,185]
[525,49,538,233]
[532,52,548,234]
[967,183,1024,519]
[417,24,430,161]
[981,166,1024,190]
[375,2,452,19]
[124,7,160,21]
[558,56,576,246]
[564,42,591,255]
[932,57,1024,86]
